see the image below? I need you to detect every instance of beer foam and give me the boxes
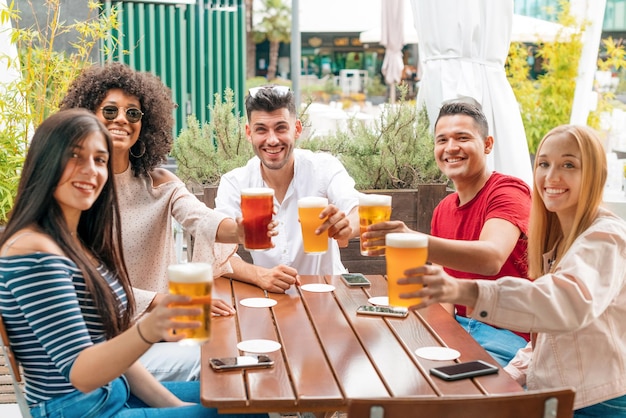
[359,193,392,206]
[386,233,428,248]
[297,196,328,208]
[168,263,213,283]
[241,187,275,197]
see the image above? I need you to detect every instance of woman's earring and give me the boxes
[130,140,146,158]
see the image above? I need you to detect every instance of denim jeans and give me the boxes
[456,315,528,367]
[575,394,626,417]
[140,342,201,381]
[30,376,268,418]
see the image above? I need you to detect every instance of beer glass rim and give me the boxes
[168,262,214,283]
[297,196,328,207]
[359,194,392,206]
[386,233,428,248]
[241,187,275,196]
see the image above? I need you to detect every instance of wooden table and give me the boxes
[200,274,523,414]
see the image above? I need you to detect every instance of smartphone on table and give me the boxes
[356,305,408,318]
[341,273,371,287]
[429,360,499,381]
[209,355,274,371]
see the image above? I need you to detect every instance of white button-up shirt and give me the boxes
[215,149,360,275]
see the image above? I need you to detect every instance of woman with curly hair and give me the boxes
[59,62,264,381]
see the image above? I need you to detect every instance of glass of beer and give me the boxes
[168,262,213,345]
[241,187,274,250]
[298,196,329,254]
[359,193,392,256]
[385,233,428,308]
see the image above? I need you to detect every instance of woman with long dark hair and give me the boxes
[0,109,266,418]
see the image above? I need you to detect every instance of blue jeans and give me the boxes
[575,394,626,417]
[140,342,201,381]
[456,315,528,367]
[30,376,268,418]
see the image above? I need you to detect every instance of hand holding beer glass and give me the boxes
[386,233,428,308]
[359,194,392,256]
[241,187,275,250]
[168,262,213,345]
[298,196,329,254]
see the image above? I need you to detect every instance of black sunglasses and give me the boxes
[100,105,144,123]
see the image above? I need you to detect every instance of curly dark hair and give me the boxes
[59,62,176,177]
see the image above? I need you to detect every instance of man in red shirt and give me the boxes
[364,98,531,366]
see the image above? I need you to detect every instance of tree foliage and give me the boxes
[0,0,120,224]
[172,89,254,190]
[299,90,447,189]
[507,1,626,154]
[253,0,291,80]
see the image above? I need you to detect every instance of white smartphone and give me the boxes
[430,360,499,381]
[356,305,408,318]
[341,273,371,287]
[209,355,274,371]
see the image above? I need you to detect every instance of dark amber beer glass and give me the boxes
[241,187,274,250]
[386,233,428,308]
[167,263,213,345]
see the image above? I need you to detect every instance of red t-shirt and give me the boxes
[431,172,531,340]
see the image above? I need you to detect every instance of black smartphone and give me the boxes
[356,305,408,318]
[430,360,499,381]
[341,273,371,287]
[209,355,274,371]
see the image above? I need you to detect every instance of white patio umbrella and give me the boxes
[380,0,405,104]
[360,12,573,45]
[410,0,533,186]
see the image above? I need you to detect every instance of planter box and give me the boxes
[199,184,453,273]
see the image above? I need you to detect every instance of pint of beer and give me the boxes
[358,194,392,256]
[241,187,274,250]
[298,196,329,254]
[168,263,213,345]
[385,233,428,308]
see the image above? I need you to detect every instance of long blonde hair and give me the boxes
[527,125,607,278]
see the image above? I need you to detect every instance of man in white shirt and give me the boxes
[215,85,360,292]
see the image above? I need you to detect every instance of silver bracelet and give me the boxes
[136,321,157,344]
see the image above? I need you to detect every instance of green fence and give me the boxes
[102,0,246,135]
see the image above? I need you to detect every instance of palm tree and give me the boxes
[253,0,291,81]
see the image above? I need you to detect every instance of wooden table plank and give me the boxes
[326,275,438,397]
[272,287,344,411]
[299,275,390,400]
[231,280,296,410]
[201,278,248,409]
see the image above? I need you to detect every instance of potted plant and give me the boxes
[172,88,254,204]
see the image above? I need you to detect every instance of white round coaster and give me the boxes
[368,296,389,306]
[239,298,277,308]
[237,339,282,353]
[301,283,335,293]
[414,347,461,361]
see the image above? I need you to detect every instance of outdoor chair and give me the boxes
[0,315,33,417]
[347,387,576,418]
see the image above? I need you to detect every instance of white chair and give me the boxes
[0,315,32,417]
